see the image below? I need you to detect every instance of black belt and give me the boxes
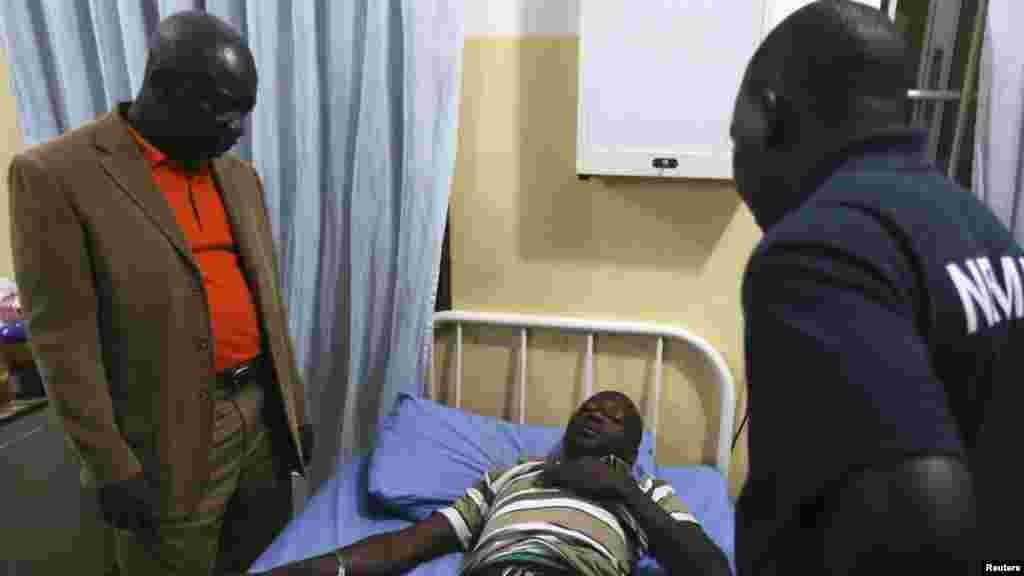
[216,354,270,396]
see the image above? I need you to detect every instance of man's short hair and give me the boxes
[747,0,912,120]
[587,390,644,452]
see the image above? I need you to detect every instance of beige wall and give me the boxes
[440,37,761,498]
[0,44,22,280]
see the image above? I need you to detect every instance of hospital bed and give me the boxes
[249,311,738,574]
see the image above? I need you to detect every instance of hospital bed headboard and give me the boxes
[428,310,737,482]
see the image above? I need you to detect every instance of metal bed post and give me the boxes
[519,329,528,425]
[432,311,737,480]
[455,322,463,410]
[428,352,436,401]
[583,334,594,405]
[647,337,664,459]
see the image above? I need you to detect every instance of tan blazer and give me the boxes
[8,105,307,519]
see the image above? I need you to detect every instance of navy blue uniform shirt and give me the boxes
[736,130,1022,572]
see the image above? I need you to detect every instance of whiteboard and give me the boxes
[575,0,892,180]
[576,1,770,179]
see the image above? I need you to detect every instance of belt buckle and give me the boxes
[231,362,251,384]
[229,363,251,393]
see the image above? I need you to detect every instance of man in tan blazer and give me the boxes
[8,11,311,575]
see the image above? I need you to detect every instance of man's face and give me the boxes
[155,43,256,162]
[729,85,764,213]
[563,392,638,463]
[729,77,799,231]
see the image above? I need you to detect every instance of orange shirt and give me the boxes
[127,126,262,372]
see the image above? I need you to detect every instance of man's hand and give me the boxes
[300,424,315,466]
[97,473,158,542]
[542,456,633,500]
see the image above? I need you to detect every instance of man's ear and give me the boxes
[760,89,784,149]
[761,87,790,148]
[733,87,783,150]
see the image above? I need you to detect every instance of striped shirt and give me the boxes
[438,459,699,576]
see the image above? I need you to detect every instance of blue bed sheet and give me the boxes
[249,456,735,574]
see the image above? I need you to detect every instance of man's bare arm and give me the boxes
[273,512,461,575]
[620,483,732,575]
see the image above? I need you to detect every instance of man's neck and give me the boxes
[122,101,207,174]
[124,100,154,141]
[792,123,919,200]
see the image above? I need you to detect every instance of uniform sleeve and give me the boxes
[741,238,964,531]
[437,467,503,551]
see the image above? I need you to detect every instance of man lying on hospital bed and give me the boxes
[267,391,730,576]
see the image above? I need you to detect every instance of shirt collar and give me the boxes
[753,128,932,230]
[124,119,209,175]
[125,123,169,167]
[832,128,932,175]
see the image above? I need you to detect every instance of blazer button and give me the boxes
[199,389,210,400]
[198,338,210,351]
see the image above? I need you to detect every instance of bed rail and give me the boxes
[429,310,736,481]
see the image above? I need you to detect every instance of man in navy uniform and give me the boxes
[730,1,1017,572]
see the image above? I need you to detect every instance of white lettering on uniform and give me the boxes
[979,256,1024,321]
[947,258,1000,334]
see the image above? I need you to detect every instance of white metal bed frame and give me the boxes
[428,310,737,481]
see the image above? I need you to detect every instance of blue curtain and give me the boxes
[0,0,464,491]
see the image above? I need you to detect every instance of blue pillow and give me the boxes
[368,393,657,521]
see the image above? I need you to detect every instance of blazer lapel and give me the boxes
[93,108,198,272]
[213,159,303,454]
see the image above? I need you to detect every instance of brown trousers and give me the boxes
[110,379,293,575]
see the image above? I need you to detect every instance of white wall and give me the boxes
[465,0,578,37]
[466,1,892,39]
